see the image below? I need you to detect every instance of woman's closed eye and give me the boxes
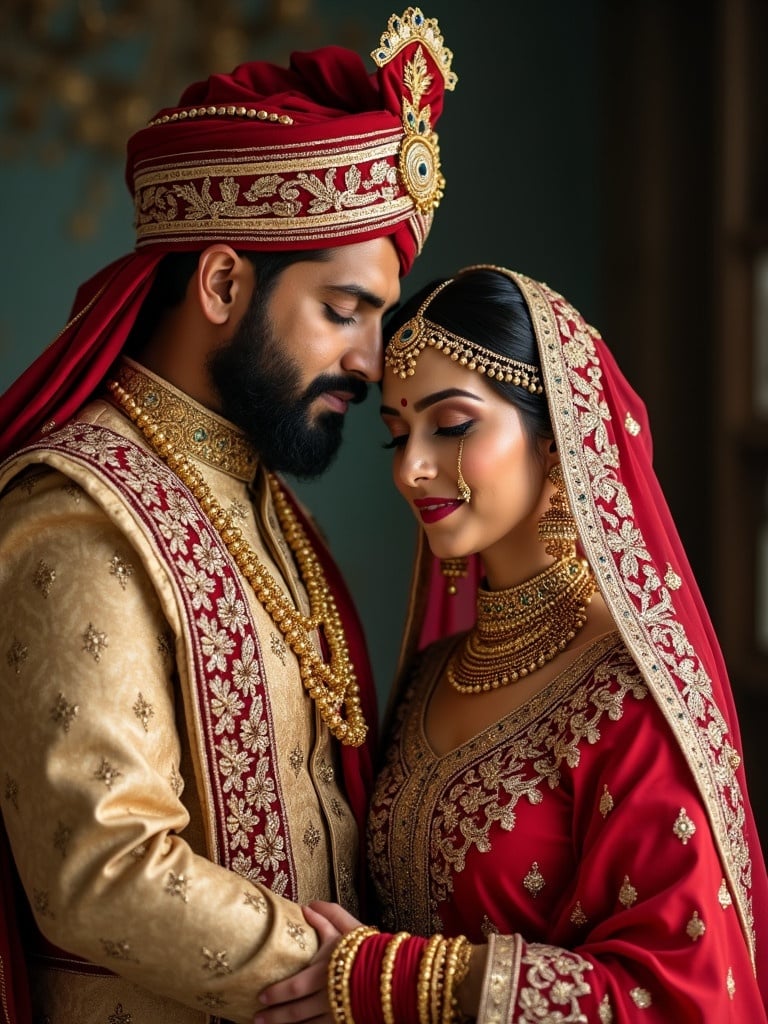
[381,419,475,450]
[436,420,474,438]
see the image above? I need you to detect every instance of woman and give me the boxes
[258,266,768,1022]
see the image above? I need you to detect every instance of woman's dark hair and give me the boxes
[125,247,329,357]
[384,268,553,444]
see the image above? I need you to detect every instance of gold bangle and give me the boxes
[417,934,442,1024]
[443,936,472,1024]
[380,932,409,1024]
[430,937,447,1024]
[328,926,378,1024]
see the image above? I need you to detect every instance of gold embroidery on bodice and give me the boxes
[369,632,646,936]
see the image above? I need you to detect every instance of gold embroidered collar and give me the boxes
[111,358,258,481]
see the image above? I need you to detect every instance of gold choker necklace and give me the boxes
[107,377,367,747]
[448,556,597,694]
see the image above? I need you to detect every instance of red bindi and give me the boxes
[400,398,408,407]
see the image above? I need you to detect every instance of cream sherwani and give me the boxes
[0,361,361,1023]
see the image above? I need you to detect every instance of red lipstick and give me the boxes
[413,496,466,524]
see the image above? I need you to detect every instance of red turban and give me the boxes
[0,7,457,460]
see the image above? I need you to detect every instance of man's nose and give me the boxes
[341,323,384,383]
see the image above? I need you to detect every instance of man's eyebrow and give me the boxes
[380,388,485,417]
[327,284,390,310]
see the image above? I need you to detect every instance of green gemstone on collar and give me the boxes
[193,427,208,442]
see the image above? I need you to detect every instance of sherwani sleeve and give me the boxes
[0,470,319,1024]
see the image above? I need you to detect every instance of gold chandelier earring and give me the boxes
[537,463,577,559]
[456,436,471,503]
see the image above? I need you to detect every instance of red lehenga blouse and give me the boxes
[365,269,768,1022]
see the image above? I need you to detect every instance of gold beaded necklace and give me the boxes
[448,555,597,694]
[107,377,367,747]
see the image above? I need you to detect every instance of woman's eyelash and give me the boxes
[381,420,475,450]
[436,420,474,437]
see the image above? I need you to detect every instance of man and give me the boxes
[0,8,456,1022]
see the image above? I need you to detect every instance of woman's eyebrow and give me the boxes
[380,388,484,417]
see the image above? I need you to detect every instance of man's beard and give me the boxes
[207,289,367,479]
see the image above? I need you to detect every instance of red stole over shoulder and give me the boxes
[0,421,376,1021]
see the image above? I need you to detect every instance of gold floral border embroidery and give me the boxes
[512,273,755,963]
[133,134,414,242]
[516,943,593,1021]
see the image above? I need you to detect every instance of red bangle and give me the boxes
[391,935,429,1024]
[349,931,390,1024]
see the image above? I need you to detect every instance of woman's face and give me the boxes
[380,346,553,567]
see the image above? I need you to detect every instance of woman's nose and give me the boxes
[398,440,437,490]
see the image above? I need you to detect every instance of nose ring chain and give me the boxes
[456,437,471,503]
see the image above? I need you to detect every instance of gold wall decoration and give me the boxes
[0,0,332,238]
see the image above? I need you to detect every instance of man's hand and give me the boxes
[254,902,362,1024]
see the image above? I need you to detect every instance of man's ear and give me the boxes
[195,244,253,325]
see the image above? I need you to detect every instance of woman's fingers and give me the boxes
[254,986,329,1024]
[259,961,326,1010]
[302,903,342,944]
[303,900,362,933]
[254,904,368,1024]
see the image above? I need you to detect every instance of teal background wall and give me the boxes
[0,2,599,706]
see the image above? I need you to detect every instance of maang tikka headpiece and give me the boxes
[385,274,543,392]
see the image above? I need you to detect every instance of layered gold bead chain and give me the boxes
[448,555,596,694]
[107,378,367,746]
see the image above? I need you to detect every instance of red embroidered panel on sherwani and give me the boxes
[35,421,299,890]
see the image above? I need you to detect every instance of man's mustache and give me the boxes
[302,374,368,407]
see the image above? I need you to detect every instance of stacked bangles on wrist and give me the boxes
[328,927,473,1024]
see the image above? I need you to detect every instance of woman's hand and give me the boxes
[456,943,488,1020]
[254,902,362,1024]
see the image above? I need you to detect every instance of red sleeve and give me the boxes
[507,669,765,1021]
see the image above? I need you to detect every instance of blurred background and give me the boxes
[0,0,765,846]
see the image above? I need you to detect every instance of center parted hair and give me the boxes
[384,266,553,443]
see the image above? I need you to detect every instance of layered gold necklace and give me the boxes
[107,377,367,747]
[448,555,597,694]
